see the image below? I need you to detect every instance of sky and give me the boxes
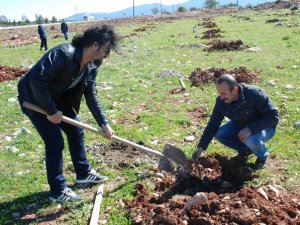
[0,0,189,21]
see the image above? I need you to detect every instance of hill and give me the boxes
[66,0,276,21]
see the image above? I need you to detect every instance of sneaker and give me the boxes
[254,156,268,170]
[49,187,82,203]
[76,169,108,184]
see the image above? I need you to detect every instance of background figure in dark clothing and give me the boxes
[192,74,279,170]
[38,24,47,51]
[18,25,118,203]
[61,19,69,40]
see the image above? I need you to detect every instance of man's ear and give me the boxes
[233,85,238,93]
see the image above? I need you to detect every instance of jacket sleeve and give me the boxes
[198,99,224,150]
[30,49,68,115]
[84,66,109,127]
[247,89,279,133]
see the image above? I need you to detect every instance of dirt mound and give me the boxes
[201,21,217,28]
[1,30,39,47]
[124,154,300,225]
[201,29,223,39]
[205,39,244,51]
[0,65,28,82]
[189,66,260,87]
[255,0,292,10]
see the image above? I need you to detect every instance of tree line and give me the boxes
[0,14,59,26]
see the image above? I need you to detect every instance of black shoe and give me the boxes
[243,149,253,157]
[231,149,252,161]
[254,156,268,170]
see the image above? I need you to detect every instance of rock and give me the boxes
[183,192,208,212]
[19,153,25,157]
[5,136,12,142]
[244,47,262,52]
[220,181,233,188]
[150,139,158,145]
[102,86,112,91]
[118,199,125,208]
[99,220,107,224]
[184,136,195,142]
[12,127,32,137]
[21,127,32,135]
[267,185,280,197]
[134,158,142,166]
[268,80,277,87]
[285,84,294,90]
[223,195,231,200]
[257,187,268,200]
[5,146,19,153]
[294,121,300,129]
[8,98,17,102]
[156,173,165,179]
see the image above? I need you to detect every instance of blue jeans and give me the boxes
[19,102,91,196]
[214,121,276,159]
[63,32,68,40]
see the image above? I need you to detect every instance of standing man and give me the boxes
[61,19,69,41]
[192,74,279,169]
[18,25,118,203]
[38,24,48,51]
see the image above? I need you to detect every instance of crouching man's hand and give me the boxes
[101,124,114,139]
[192,147,205,161]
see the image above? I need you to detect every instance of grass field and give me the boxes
[0,9,299,224]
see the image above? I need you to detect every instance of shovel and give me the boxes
[22,101,187,172]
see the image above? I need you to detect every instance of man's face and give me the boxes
[216,82,238,104]
[93,41,111,60]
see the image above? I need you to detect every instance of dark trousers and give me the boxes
[40,37,48,50]
[20,103,91,196]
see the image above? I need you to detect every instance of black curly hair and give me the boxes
[72,25,118,51]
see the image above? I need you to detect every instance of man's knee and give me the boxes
[45,139,64,153]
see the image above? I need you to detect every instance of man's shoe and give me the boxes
[254,156,268,170]
[231,149,253,161]
[231,154,248,162]
[49,187,82,203]
[243,149,253,157]
[76,169,108,184]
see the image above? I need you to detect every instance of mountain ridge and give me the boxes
[66,0,276,21]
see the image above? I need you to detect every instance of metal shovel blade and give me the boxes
[158,144,188,172]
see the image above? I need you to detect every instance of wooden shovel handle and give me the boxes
[22,101,164,158]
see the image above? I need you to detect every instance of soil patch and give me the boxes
[201,21,217,28]
[0,65,28,82]
[189,66,260,87]
[205,39,245,51]
[87,141,159,169]
[124,154,300,225]
[201,28,223,39]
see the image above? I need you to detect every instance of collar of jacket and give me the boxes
[236,84,246,108]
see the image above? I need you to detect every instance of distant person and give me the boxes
[61,19,69,40]
[37,24,48,51]
[192,74,279,169]
[18,25,118,203]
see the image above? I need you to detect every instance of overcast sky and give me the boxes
[0,0,189,21]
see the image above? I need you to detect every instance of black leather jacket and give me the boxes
[18,43,108,127]
[198,83,279,150]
